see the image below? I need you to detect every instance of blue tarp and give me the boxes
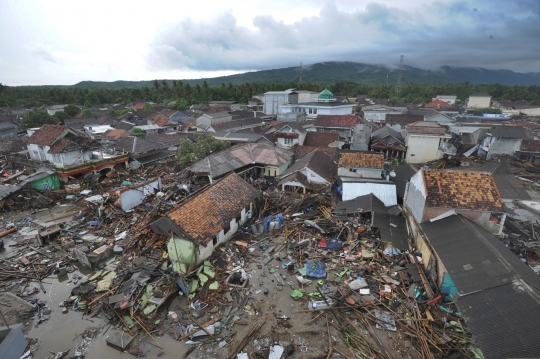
[306,260,327,279]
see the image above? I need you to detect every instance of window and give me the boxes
[308,108,312,114]
[213,236,218,246]
[274,170,277,176]
[313,109,317,114]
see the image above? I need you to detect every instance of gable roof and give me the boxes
[406,121,446,135]
[211,117,265,132]
[152,173,258,245]
[338,151,384,169]
[520,139,540,152]
[152,115,171,127]
[314,115,360,128]
[489,126,529,139]
[111,136,164,155]
[103,129,129,141]
[303,131,339,147]
[371,126,403,142]
[425,99,452,108]
[281,149,337,183]
[189,143,293,178]
[295,146,337,160]
[385,114,424,125]
[423,169,503,211]
[27,125,67,146]
[421,214,540,359]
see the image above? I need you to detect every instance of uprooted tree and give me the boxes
[176,134,229,166]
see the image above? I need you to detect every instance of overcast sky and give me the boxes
[1,0,539,86]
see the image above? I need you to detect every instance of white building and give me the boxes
[46,105,68,115]
[279,89,355,119]
[405,122,451,163]
[263,89,298,115]
[467,93,492,109]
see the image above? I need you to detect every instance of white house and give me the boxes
[467,93,492,109]
[405,122,451,163]
[362,104,407,123]
[479,126,529,159]
[46,105,68,115]
[263,89,298,115]
[25,125,129,182]
[149,173,259,270]
[337,151,384,180]
[273,123,307,148]
[279,89,355,119]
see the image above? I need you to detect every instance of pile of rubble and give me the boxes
[0,161,483,359]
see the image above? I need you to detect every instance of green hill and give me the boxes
[54,61,540,88]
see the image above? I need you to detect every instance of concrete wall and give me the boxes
[406,135,443,163]
[277,112,307,123]
[487,138,521,159]
[264,93,289,115]
[468,96,491,108]
[27,144,91,167]
[405,170,426,224]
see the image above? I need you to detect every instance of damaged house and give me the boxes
[150,173,259,271]
[370,126,407,160]
[278,149,337,193]
[24,125,128,182]
[479,126,530,160]
[405,169,504,233]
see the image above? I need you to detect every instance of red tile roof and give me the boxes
[425,99,452,109]
[314,115,360,128]
[103,129,129,141]
[152,116,169,127]
[167,173,259,245]
[27,125,66,146]
[303,132,339,147]
[133,103,144,110]
[295,146,337,160]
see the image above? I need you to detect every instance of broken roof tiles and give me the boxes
[314,115,360,128]
[423,169,503,211]
[166,173,259,245]
[338,151,384,169]
[27,125,66,146]
[520,139,540,152]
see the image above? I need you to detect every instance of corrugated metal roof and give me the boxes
[341,180,397,206]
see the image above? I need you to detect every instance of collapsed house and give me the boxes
[150,173,259,271]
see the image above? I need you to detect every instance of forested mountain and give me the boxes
[67,62,540,89]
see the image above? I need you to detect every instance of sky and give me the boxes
[0,0,539,86]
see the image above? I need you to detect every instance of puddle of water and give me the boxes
[25,270,190,359]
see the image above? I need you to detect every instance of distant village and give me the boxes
[1,88,540,358]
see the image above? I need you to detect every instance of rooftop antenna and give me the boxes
[395,55,404,96]
[299,62,303,90]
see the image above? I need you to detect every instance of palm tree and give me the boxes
[0,83,9,110]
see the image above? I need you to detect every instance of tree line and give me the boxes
[2,80,540,110]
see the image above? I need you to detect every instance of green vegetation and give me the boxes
[53,111,69,121]
[176,134,229,166]
[473,108,502,115]
[64,104,81,117]
[84,90,101,108]
[132,128,146,138]
[108,108,135,118]
[142,102,154,111]
[81,109,98,118]
[20,109,59,129]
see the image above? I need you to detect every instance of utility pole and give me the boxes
[394,55,404,96]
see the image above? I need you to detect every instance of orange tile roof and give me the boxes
[103,129,128,140]
[425,99,452,108]
[166,173,259,245]
[152,116,169,127]
[423,169,503,211]
[338,152,384,169]
[27,125,66,146]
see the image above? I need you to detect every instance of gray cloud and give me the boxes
[147,0,540,73]
[32,47,62,65]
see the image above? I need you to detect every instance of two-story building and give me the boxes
[279,89,355,119]
[405,122,451,164]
